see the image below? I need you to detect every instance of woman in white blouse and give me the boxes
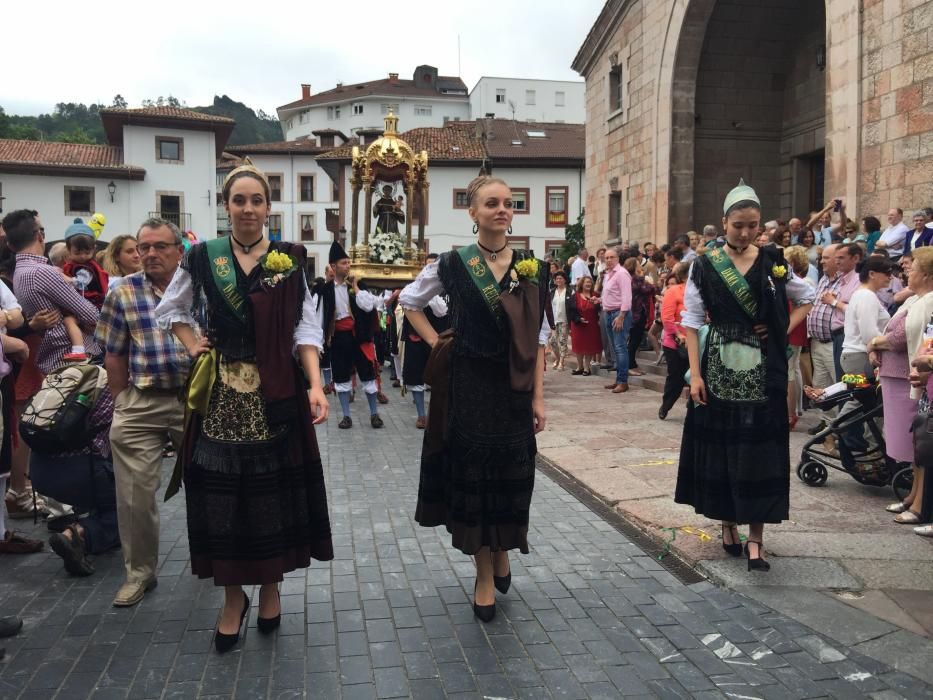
[549,271,570,370]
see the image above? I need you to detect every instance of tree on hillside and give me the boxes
[111,94,128,108]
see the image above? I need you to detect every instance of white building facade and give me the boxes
[278,66,470,143]
[317,118,585,260]
[470,78,586,124]
[221,143,344,279]
[0,107,233,241]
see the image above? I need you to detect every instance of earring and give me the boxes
[472,222,479,234]
[507,226,513,236]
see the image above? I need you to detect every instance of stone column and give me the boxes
[350,185,360,248]
[363,183,374,245]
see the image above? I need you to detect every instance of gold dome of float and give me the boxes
[364,112,415,168]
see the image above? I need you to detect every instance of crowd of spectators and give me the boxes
[545,200,933,538]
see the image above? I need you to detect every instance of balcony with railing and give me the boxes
[149,211,192,230]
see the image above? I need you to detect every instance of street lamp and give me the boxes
[107,181,117,203]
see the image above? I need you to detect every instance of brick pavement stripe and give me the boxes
[1,382,931,698]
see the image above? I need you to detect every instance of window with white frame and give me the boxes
[414,105,432,116]
[546,186,568,227]
[327,106,334,120]
[267,214,283,241]
[555,91,565,107]
[495,89,506,104]
[300,214,315,241]
[510,189,529,214]
[155,136,183,162]
[381,103,399,115]
[352,103,364,115]
[525,90,536,105]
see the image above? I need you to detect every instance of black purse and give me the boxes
[912,390,933,467]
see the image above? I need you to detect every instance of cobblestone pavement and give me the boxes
[2,388,932,699]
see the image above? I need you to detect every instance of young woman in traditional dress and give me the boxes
[156,162,333,652]
[675,180,814,571]
[400,175,551,621]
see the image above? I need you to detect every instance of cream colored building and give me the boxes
[573,0,933,247]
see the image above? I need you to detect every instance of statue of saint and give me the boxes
[373,184,405,233]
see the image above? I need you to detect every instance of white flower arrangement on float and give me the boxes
[369,227,406,265]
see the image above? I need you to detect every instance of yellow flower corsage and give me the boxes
[259,249,298,288]
[771,264,787,279]
[515,258,540,281]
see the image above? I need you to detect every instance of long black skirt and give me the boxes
[402,338,431,386]
[415,353,536,554]
[182,365,333,585]
[675,391,790,524]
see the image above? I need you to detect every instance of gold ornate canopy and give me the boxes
[348,112,430,286]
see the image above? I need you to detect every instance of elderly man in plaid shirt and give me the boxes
[96,218,190,608]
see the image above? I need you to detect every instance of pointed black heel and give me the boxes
[215,592,249,653]
[493,573,511,595]
[257,585,281,634]
[472,581,495,623]
[721,524,742,557]
[745,540,771,572]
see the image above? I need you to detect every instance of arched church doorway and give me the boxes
[669,0,827,234]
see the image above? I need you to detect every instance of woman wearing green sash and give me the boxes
[400,175,551,622]
[156,161,333,652]
[675,180,814,571]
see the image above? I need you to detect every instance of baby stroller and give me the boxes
[797,382,913,500]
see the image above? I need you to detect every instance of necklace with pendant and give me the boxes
[232,233,263,253]
[477,240,508,261]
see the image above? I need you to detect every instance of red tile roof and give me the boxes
[278,76,469,111]
[0,139,145,179]
[226,139,331,155]
[100,107,235,156]
[99,106,235,125]
[316,119,583,165]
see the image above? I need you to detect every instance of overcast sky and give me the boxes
[2,0,604,117]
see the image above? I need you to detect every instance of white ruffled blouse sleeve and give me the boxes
[400,261,444,311]
[427,295,448,317]
[294,277,324,352]
[680,263,707,329]
[155,265,196,329]
[538,313,552,346]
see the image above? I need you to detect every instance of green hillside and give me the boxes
[0,95,283,146]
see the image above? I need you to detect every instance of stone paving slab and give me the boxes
[0,380,932,698]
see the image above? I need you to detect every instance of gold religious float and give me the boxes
[348,112,429,288]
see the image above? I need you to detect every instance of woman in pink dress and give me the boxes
[568,276,602,375]
[869,248,933,524]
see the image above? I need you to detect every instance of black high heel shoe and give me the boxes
[721,524,742,557]
[745,540,771,572]
[215,592,249,653]
[257,585,281,634]
[493,572,511,595]
[472,581,496,623]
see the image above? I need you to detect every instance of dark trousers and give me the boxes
[661,346,688,412]
[628,319,646,369]
[831,330,844,381]
[30,453,120,555]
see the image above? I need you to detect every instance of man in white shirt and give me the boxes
[875,208,910,259]
[570,248,591,285]
[321,241,385,429]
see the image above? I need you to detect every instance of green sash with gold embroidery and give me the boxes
[206,237,247,322]
[457,244,504,326]
[706,247,758,320]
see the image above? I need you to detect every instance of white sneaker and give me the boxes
[913,525,933,537]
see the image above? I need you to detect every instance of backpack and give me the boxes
[19,363,108,454]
